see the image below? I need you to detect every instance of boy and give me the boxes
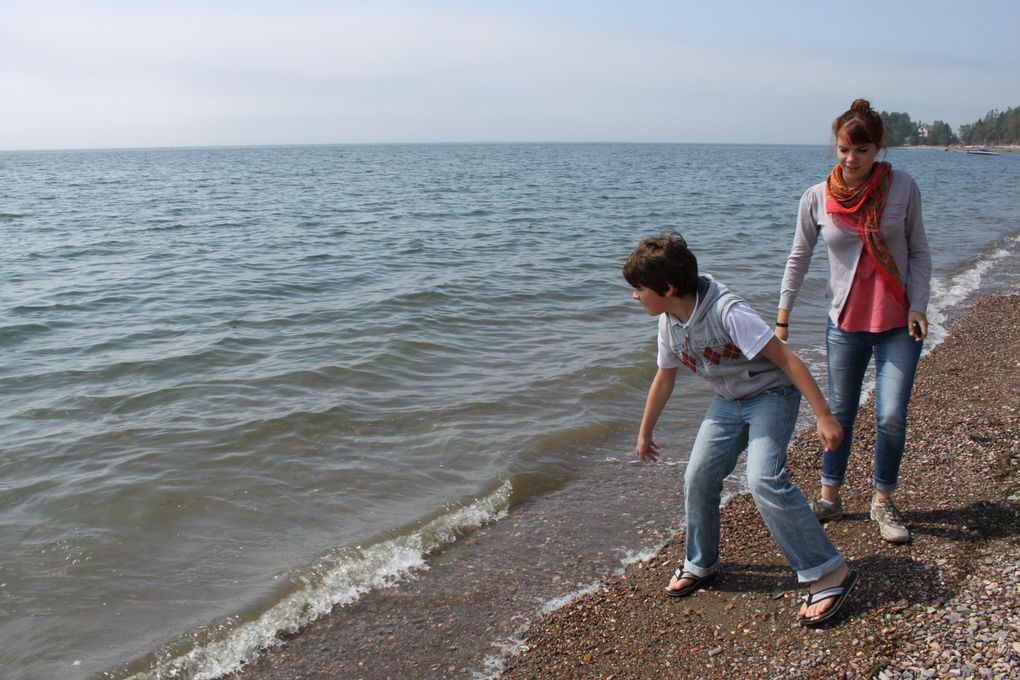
[623,232,858,626]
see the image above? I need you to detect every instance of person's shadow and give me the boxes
[712,499,1019,621]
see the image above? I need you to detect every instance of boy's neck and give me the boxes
[665,292,698,324]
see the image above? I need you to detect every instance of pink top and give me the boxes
[839,248,909,332]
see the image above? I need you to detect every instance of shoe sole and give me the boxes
[879,529,911,543]
[816,512,843,523]
[871,509,911,543]
[812,499,843,523]
[664,571,717,598]
[799,569,860,627]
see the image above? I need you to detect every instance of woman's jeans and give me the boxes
[683,385,843,583]
[823,319,923,493]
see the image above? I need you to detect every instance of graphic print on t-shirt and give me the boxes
[674,332,745,373]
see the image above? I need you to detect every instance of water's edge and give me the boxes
[154,234,1020,680]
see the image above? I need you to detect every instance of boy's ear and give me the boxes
[665,283,677,298]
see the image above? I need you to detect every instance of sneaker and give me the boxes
[811,496,843,522]
[870,497,911,543]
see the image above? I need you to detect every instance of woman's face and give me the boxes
[836,132,880,187]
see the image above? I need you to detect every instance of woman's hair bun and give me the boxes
[833,98,884,146]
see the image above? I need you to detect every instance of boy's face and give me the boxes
[631,285,672,316]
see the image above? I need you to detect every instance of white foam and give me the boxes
[838,238,1018,402]
[925,245,1012,351]
[618,546,661,567]
[471,580,603,680]
[472,540,674,679]
[128,480,512,680]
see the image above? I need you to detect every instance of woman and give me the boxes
[776,99,931,544]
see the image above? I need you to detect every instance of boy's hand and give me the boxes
[636,435,660,462]
[816,414,843,453]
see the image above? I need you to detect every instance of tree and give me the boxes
[958,106,1020,145]
[880,111,919,146]
[926,120,959,146]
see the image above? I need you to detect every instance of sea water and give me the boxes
[1,143,1017,679]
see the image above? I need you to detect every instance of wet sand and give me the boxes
[228,294,1019,679]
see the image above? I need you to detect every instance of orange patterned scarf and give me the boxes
[825,161,906,303]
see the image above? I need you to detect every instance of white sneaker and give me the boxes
[870,497,911,543]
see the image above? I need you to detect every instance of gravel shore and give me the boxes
[229,294,1018,680]
[502,294,1020,680]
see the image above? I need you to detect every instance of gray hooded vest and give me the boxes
[659,275,792,400]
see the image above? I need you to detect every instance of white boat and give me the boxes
[966,147,1000,156]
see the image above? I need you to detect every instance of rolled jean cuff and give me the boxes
[873,480,899,494]
[795,554,845,584]
[820,475,845,488]
[681,559,718,580]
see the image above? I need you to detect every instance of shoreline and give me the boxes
[223,291,1020,680]
[501,294,1020,679]
[898,144,1019,153]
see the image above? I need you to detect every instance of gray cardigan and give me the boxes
[779,169,932,323]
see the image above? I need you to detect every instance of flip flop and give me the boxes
[799,568,860,627]
[664,568,716,598]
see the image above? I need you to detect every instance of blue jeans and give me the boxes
[683,385,843,583]
[823,320,922,493]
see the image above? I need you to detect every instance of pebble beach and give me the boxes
[230,292,1019,680]
[501,294,1020,680]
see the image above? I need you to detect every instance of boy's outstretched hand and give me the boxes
[816,414,843,453]
[636,435,660,462]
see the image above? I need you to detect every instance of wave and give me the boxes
[124,481,513,680]
[926,233,1020,350]
[803,233,1020,410]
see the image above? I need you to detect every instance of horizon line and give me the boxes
[3,140,844,154]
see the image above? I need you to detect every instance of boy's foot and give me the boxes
[870,496,911,543]
[811,496,843,522]
[664,568,716,598]
[799,566,859,627]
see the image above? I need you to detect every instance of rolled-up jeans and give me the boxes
[683,385,843,583]
[823,319,922,493]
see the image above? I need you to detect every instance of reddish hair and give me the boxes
[832,98,885,148]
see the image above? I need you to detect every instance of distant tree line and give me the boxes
[958,107,1020,146]
[880,111,959,146]
[878,106,1020,147]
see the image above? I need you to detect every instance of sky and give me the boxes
[3,0,1019,151]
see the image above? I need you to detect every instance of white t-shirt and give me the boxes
[657,295,774,369]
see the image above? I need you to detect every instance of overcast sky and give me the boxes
[3,0,1019,151]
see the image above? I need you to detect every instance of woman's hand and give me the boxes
[908,311,928,342]
[775,311,791,342]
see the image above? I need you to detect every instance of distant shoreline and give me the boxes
[897,143,1019,153]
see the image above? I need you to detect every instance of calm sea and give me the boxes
[2,144,1018,679]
